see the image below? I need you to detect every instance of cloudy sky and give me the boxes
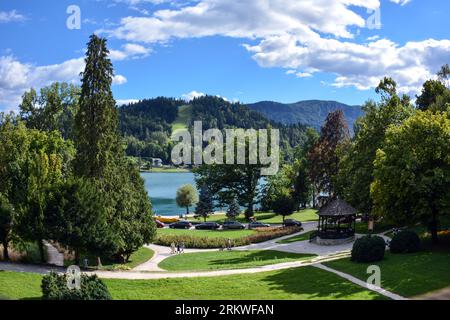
[0,0,449,111]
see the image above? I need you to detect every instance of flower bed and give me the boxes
[154,226,302,249]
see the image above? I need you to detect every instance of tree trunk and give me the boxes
[430,204,439,245]
[38,240,46,263]
[245,203,254,220]
[186,206,189,218]
[312,185,317,209]
[2,240,9,261]
[97,256,103,268]
[74,250,80,266]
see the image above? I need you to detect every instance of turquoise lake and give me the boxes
[142,172,266,216]
[142,172,197,216]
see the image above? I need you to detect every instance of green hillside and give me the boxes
[171,105,192,133]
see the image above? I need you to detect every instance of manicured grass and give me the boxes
[276,231,315,244]
[159,250,316,271]
[0,267,386,300]
[171,105,191,133]
[324,251,450,297]
[354,220,396,235]
[157,228,255,239]
[188,209,318,224]
[0,271,43,300]
[106,266,385,300]
[66,247,154,270]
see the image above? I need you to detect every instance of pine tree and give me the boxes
[195,186,214,222]
[74,34,120,181]
[226,198,241,221]
[73,34,156,263]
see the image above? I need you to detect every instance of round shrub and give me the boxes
[42,272,111,300]
[351,235,386,263]
[389,231,421,254]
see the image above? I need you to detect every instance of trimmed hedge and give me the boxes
[41,272,111,300]
[154,227,302,249]
[351,235,386,263]
[390,231,421,254]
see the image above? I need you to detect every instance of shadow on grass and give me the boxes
[259,266,385,300]
[207,250,315,267]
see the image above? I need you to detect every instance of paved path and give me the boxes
[314,263,407,300]
[134,245,216,272]
[93,252,351,279]
[134,222,391,273]
[43,241,64,267]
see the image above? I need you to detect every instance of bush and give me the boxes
[390,231,421,254]
[41,272,111,300]
[351,235,386,263]
[154,227,302,249]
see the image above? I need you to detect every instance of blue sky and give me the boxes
[0,0,449,111]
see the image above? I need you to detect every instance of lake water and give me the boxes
[142,172,197,216]
[142,172,266,216]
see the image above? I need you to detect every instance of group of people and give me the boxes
[170,242,185,255]
[169,239,234,254]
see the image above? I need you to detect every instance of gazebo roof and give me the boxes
[318,199,357,217]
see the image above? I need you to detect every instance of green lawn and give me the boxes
[354,220,396,235]
[159,250,316,271]
[171,105,191,133]
[188,209,318,224]
[107,266,385,300]
[276,231,315,244]
[0,271,42,300]
[157,228,255,239]
[324,251,450,297]
[0,267,385,300]
[65,247,154,270]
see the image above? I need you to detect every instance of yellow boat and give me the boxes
[155,216,179,224]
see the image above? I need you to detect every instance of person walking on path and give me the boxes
[170,242,176,255]
[181,242,185,254]
[227,239,232,251]
[176,242,181,254]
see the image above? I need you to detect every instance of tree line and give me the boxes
[0,34,156,264]
[194,66,450,244]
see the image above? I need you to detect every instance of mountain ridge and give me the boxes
[247,99,363,131]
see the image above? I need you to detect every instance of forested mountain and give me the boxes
[247,100,363,131]
[118,96,312,163]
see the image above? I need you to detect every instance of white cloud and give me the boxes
[247,36,450,96]
[109,43,152,60]
[117,99,140,105]
[113,74,128,85]
[0,55,128,111]
[181,90,205,102]
[106,0,382,43]
[389,0,411,6]
[0,56,84,110]
[0,10,26,23]
[103,0,448,96]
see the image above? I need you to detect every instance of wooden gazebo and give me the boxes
[313,199,357,245]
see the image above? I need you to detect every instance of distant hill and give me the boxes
[118,96,312,163]
[247,100,363,131]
